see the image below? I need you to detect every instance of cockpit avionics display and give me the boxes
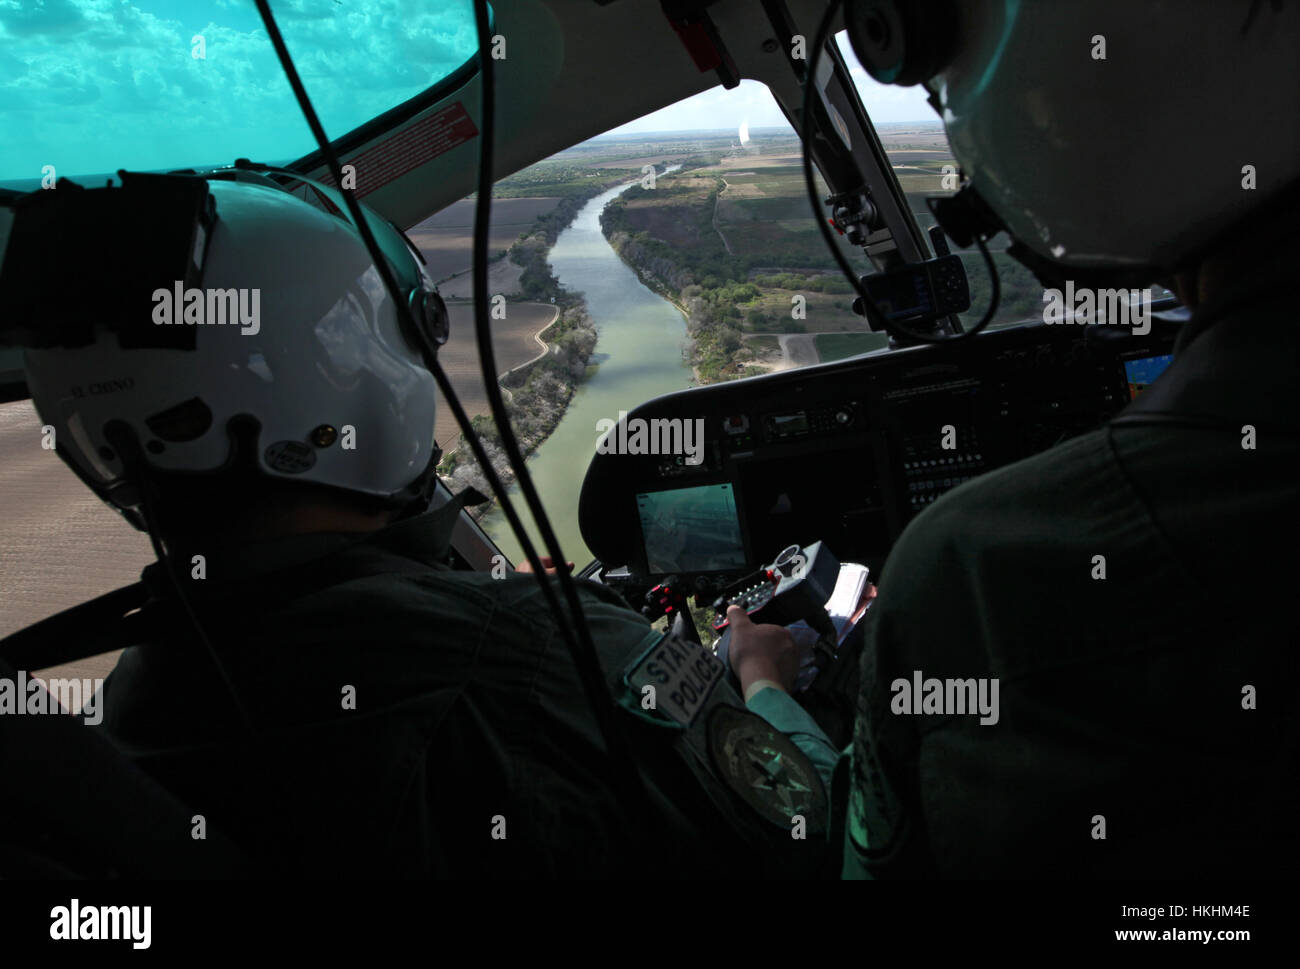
[637,483,746,574]
[1124,353,1174,400]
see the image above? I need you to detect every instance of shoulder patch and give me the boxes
[623,630,726,727]
[847,683,907,864]
[707,704,828,835]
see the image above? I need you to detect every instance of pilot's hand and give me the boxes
[516,556,574,575]
[726,605,799,701]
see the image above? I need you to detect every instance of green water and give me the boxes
[483,179,692,565]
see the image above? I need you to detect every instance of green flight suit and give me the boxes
[94,497,833,877]
[841,270,1300,877]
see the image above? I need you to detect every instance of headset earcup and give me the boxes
[846,0,958,87]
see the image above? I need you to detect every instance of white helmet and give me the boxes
[848,0,1300,275]
[14,173,445,524]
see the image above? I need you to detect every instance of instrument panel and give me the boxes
[578,317,1180,594]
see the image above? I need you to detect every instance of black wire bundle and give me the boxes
[251,0,648,808]
[800,0,999,345]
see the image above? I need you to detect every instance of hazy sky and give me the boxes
[606,33,938,135]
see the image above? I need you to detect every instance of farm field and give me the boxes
[437,258,525,299]
[746,290,865,332]
[603,123,1051,374]
[408,197,562,282]
[816,332,890,362]
[433,301,559,450]
[0,401,150,689]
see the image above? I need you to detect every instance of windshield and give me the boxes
[0,0,478,189]
[430,65,970,565]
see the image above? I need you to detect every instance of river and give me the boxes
[482,177,692,566]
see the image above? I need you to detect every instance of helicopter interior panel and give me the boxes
[579,315,1181,605]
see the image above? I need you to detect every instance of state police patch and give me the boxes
[624,630,726,727]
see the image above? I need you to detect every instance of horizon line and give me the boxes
[586,120,942,140]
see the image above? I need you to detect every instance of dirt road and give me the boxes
[780,333,821,368]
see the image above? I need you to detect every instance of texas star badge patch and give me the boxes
[707,704,828,834]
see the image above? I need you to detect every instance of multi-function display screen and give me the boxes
[636,483,746,574]
[1124,353,1174,400]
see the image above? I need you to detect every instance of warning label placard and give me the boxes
[321,101,478,198]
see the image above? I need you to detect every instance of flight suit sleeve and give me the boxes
[841,598,922,878]
[839,431,1123,878]
[840,483,992,879]
[745,685,841,792]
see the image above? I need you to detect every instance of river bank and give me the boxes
[438,166,675,518]
[476,174,695,564]
[599,169,776,385]
[436,284,598,500]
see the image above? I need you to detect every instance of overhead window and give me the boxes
[0,0,479,188]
